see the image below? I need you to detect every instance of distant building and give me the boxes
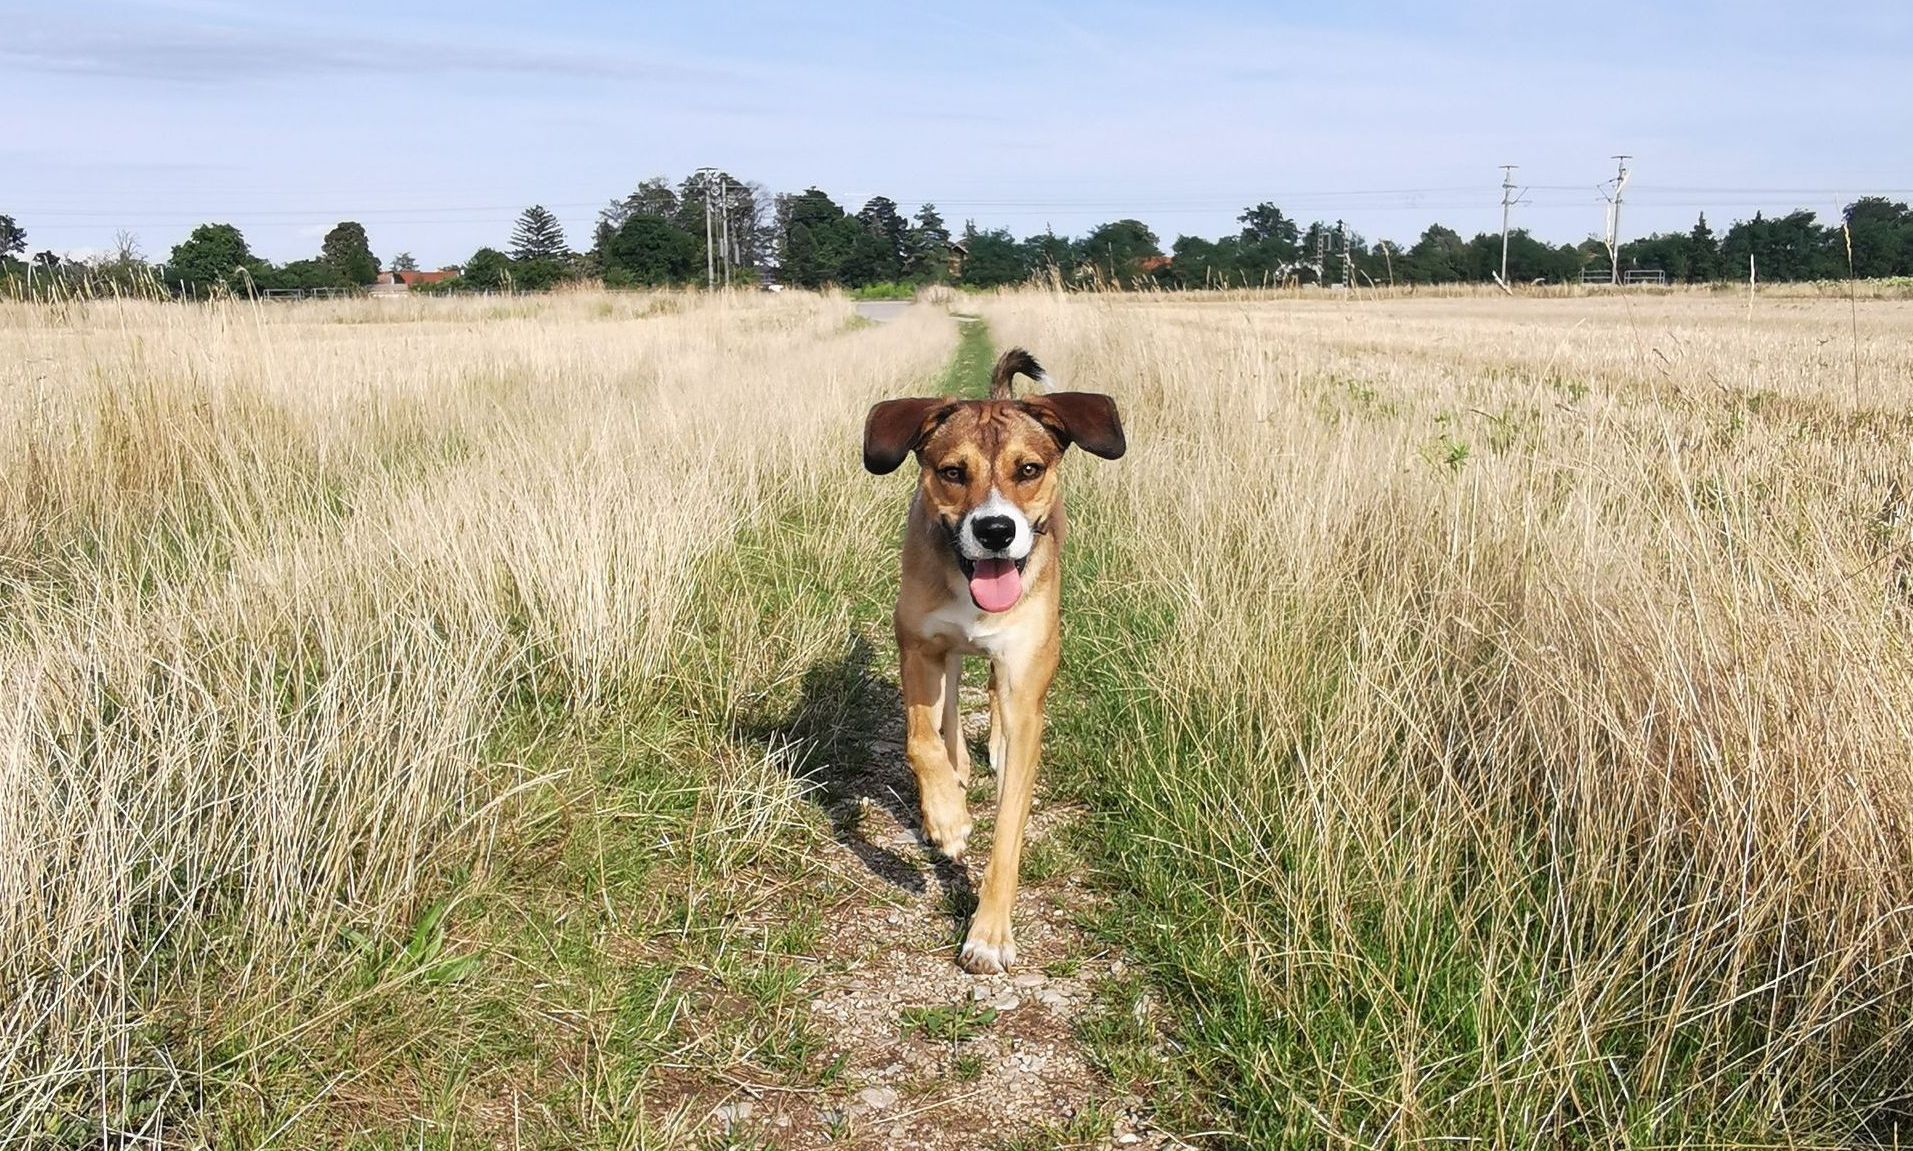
[371,269,458,294]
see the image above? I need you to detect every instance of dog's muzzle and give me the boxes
[954,491,1034,568]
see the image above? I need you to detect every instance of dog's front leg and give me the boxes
[943,652,970,786]
[902,643,972,860]
[959,640,1057,974]
[986,664,1008,775]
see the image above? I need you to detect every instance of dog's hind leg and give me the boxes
[942,653,970,787]
[902,644,972,860]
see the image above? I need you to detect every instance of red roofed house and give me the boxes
[372,269,458,294]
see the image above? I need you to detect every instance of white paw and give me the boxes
[921,793,972,861]
[924,816,972,861]
[958,934,1017,975]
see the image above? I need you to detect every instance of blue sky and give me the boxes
[5,0,1909,267]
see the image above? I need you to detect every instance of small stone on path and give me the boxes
[858,1085,901,1111]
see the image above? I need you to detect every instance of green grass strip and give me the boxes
[938,316,996,399]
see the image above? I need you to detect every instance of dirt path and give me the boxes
[853,300,914,324]
[702,635,1186,1150]
[680,313,1192,1149]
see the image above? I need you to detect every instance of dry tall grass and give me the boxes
[8,285,1913,1144]
[0,291,953,1139]
[980,290,1913,1142]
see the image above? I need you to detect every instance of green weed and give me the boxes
[899,1002,1000,1045]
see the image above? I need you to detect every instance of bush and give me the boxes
[256,259,350,293]
[603,216,699,286]
[849,281,918,301]
[511,258,570,292]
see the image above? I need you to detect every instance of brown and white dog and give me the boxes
[862,348,1124,973]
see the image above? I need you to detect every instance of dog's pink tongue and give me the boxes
[968,558,1023,613]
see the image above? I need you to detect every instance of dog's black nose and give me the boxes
[971,515,1016,552]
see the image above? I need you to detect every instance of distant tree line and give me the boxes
[0,213,386,298]
[6,190,1913,298]
[958,197,1913,290]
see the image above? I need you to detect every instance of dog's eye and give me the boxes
[1016,462,1045,481]
[938,466,965,484]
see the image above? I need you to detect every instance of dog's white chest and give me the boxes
[923,597,1016,657]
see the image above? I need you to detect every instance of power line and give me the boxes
[11,184,1911,224]
[15,198,1891,234]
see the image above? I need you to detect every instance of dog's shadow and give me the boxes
[744,635,973,909]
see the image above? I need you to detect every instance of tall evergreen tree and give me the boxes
[510,206,569,262]
[904,203,951,280]
[1687,213,1721,281]
[855,196,909,281]
[779,188,859,288]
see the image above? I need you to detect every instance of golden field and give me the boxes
[3,287,1911,1147]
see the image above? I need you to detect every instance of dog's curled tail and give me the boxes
[990,347,1051,399]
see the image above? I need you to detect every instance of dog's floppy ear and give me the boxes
[1023,392,1126,460]
[863,397,955,474]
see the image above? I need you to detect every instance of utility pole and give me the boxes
[698,167,717,291]
[1601,154,1632,286]
[1496,163,1522,292]
[718,175,732,288]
